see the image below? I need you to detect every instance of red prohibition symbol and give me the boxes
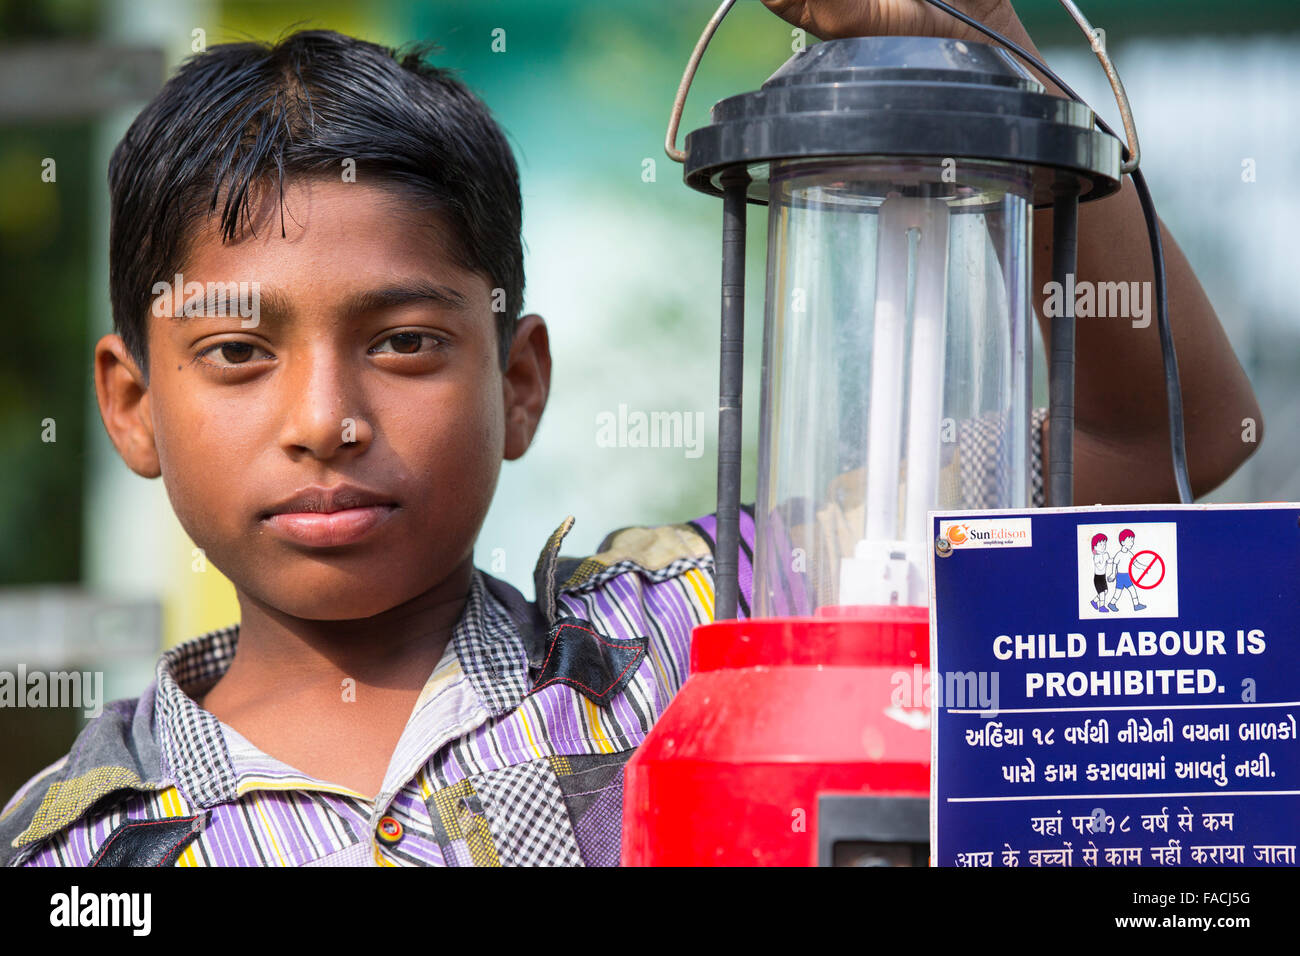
[1128,549,1165,590]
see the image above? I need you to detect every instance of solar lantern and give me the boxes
[622,3,1139,866]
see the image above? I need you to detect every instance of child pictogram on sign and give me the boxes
[1088,533,1111,612]
[1077,521,1177,620]
[1105,528,1147,611]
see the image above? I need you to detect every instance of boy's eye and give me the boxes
[194,332,445,369]
[369,332,444,355]
[197,341,263,367]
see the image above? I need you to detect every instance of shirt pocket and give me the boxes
[426,758,584,867]
[546,752,631,867]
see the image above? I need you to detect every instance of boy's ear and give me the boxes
[94,333,161,479]
[502,313,551,461]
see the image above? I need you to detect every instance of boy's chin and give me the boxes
[240,571,429,622]
[264,593,400,622]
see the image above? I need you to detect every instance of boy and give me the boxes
[0,2,1259,866]
[1107,528,1148,612]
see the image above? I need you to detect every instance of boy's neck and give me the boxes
[196,557,475,709]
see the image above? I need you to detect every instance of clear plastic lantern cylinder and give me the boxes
[752,157,1034,616]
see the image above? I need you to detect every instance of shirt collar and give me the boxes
[154,566,535,808]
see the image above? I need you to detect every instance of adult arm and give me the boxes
[761,0,1264,503]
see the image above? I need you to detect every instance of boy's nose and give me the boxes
[276,351,374,460]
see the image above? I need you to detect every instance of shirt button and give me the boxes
[376,816,404,845]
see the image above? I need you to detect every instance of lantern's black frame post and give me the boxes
[1048,183,1080,508]
[715,173,747,622]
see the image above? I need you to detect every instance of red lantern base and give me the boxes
[621,606,932,866]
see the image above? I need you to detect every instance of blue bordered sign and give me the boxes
[929,503,1300,867]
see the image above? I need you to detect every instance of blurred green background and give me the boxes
[1,0,1297,797]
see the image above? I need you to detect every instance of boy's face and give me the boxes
[95,178,549,620]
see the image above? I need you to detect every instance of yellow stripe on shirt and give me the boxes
[581,694,615,754]
[684,567,715,620]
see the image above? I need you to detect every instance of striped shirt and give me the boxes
[9,511,744,867]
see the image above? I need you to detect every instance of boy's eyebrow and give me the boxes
[342,280,470,315]
[164,280,469,325]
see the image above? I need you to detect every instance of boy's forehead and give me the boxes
[182,177,479,292]
[145,177,498,351]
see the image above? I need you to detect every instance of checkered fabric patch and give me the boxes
[163,624,238,687]
[551,754,628,868]
[956,411,1014,510]
[155,626,241,807]
[452,571,533,716]
[428,779,500,867]
[472,759,584,867]
[1030,406,1048,508]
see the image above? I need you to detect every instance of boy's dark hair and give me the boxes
[109,29,524,381]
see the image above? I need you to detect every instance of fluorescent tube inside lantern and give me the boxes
[753,161,1033,617]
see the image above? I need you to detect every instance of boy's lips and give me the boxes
[259,483,398,547]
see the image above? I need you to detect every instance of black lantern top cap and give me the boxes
[682,35,1123,207]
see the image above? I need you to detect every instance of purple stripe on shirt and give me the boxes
[534,680,583,745]
[265,792,314,863]
[737,508,755,617]
[640,573,695,695]
[297,794,340,857]
[207,802,260,866]
[688,510,756,616]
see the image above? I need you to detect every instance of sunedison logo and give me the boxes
[939,518,1033,550]
[49,886,151,936]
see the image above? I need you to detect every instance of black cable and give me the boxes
[1130,167,1193,502]
[920,0,1194,503]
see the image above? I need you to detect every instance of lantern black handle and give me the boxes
[666,0,1192,507]
[1057,0,1140,174]
[667,0,1139,175]
[665,0,737,163]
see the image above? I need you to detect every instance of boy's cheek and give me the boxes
[145,367,504,577]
